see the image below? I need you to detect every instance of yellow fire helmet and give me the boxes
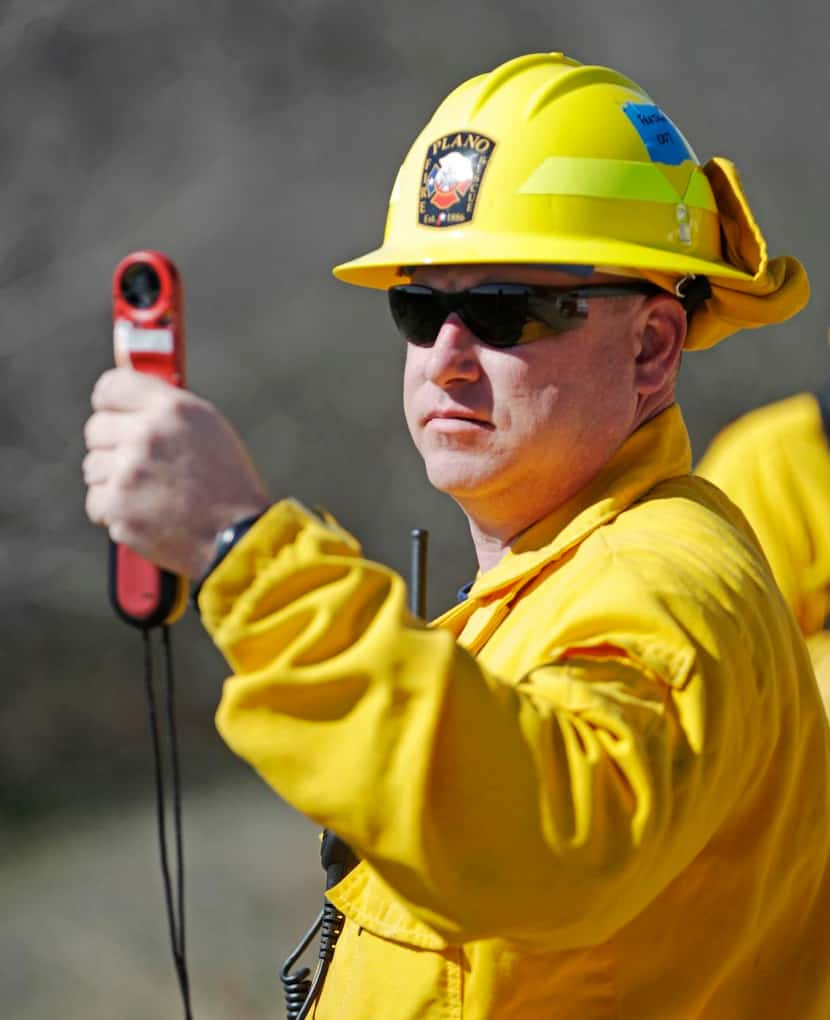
[333,52,808,349]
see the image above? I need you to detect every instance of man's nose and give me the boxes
[424,313,482,386]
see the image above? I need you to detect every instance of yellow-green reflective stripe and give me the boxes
[682,169,717,211]
[519,157,717,211]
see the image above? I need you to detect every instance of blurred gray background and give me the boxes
[2,0,828,1016]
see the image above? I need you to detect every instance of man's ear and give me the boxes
[634,294,687,395]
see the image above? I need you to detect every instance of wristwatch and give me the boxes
[191,510,267,609]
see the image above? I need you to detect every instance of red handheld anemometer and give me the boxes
[109,251,189,628]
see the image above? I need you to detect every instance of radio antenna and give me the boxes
[409,528,429,619]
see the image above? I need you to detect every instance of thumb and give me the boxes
[91,366,176,412]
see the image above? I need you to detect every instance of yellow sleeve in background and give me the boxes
[697,393,830,637]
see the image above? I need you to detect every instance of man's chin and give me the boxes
[423,458,499,499]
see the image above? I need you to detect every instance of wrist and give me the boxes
[191,508,269,610]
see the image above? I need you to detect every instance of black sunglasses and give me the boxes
[388,281,663,349]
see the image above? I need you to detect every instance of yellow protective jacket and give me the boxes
[200,404,830,1019]
[697,392,830,709]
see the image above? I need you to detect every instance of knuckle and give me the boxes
[136,419,168,461]
[121,510,146,537]
[168,391,197,427]
[107,505,146,547]
[145,381,174,415]
[172,389,206,423]
[83,411,106,448]
[83,449,107,485]
[85,486,107,525]
[119,450,149,489]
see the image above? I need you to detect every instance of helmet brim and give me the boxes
[333,233,754,290]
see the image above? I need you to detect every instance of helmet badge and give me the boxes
[419,131,496,228]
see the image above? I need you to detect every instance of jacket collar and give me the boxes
[434,403,692,623]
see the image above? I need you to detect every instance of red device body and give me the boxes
[109,251,189,628]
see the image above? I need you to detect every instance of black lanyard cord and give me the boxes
[163,625,188,973]
[141,626,193,1019]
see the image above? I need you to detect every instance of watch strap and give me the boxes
[191,510,268,610]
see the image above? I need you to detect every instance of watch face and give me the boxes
[217,513,265,557]
[192,511,267,607]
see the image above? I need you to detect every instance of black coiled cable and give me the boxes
[279,907,323,1020]
[317,899,346,963]
[280,831,355,1020]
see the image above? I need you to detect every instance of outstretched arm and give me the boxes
[202,498,777,950]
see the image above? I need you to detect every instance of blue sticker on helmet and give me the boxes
[622,103,692,166]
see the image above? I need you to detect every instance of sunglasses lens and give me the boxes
[389,285,535,348]
[389,287,448,346]
[464,286,531,347]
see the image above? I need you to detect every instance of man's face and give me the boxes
[402,265,652,526]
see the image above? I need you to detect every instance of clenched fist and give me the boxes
[83,368,270,578]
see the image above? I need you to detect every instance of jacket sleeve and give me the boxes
[200,497,788,949]
[696,394,830,636]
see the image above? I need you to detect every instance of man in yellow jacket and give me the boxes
[83,54,830,1018]
[698,391,830,710]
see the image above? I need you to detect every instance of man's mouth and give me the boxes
[425,409,494,429]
